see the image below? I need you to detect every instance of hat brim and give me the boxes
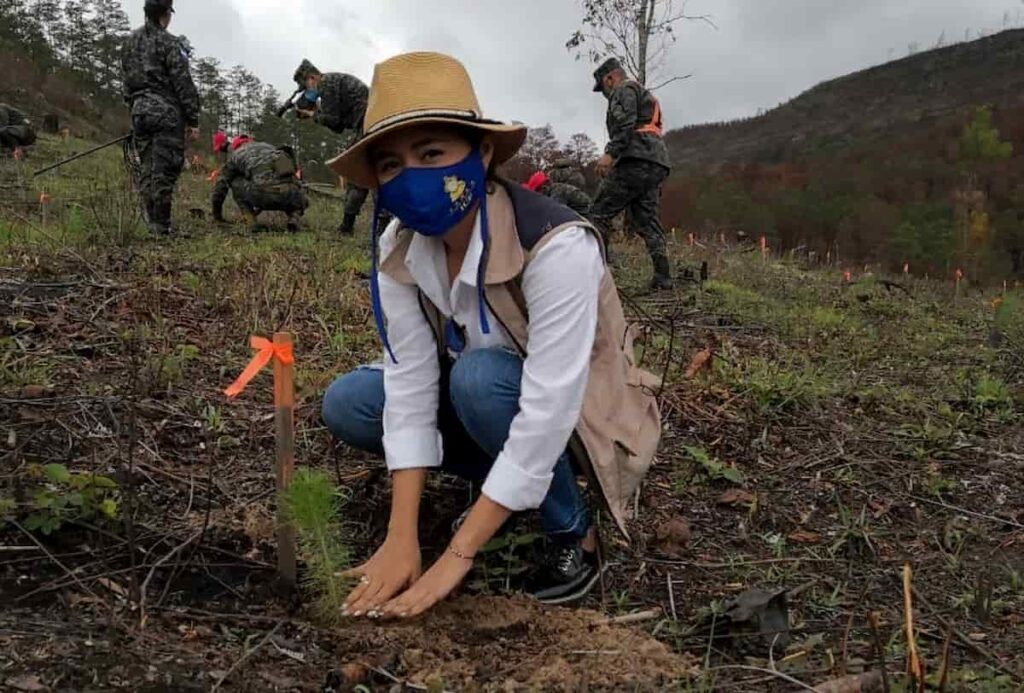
[328,116,527,189]
[592,78,603,92]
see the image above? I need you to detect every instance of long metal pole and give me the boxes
[33,134,131,177]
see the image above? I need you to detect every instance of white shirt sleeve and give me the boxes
[379,230,443,471]
[481,227,603,511]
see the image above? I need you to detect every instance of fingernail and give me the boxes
[354,611,363,617]
[400,612,408,618]
[341,609,349,616]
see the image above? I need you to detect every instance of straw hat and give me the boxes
[328,52,527,189]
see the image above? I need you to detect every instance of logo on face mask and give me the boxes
[444,175,472,208]
[378,150,486,237]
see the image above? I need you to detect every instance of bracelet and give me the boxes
[447,544,476,561]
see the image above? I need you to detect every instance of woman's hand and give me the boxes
[341,534,421,617]
[380,494,512,619]
[379,548,473,619]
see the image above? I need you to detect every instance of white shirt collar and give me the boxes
[403,211,485,313]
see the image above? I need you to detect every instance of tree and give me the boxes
[566,0,713,88]
[960,106,1013,165]
[517,125,562,172]
[564,132,599,167]
[89,0,131,95]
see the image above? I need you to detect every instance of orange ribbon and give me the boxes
[225,336,294,398]
[954,269,964,282]
[207,168,220,182]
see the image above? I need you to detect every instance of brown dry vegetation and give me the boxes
[1,135,1023,691]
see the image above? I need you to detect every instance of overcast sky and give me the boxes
[121,0,1021,146]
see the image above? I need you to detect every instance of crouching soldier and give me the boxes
[212,136,308,232]
[0,103,37,150]
[525,170,593,217]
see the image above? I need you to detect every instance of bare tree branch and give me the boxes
[567,0,714,86]
[649,74,693,91]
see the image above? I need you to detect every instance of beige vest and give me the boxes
[380,185,661,537]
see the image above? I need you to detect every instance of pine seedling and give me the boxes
[281,468,352,624]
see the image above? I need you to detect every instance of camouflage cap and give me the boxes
[144,0,174,13]
[292,59,321,86]
[592,57,622,92]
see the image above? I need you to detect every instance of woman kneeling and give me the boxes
[322,52,662,619]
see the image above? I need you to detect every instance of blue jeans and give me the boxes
[322,348,590,541]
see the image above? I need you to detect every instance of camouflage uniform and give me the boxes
[539,180,592,217]
[591,70,672,286]
[543,159,592,216]
[547,158,587,189]
[0,103,36,149]
[121,20,200,234]
[211,142,307,229]
[293,61,373,234]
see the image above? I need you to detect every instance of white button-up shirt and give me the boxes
[377,212,604,511]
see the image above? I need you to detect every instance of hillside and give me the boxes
[2,136,1023,690]
[666,29,1024,169]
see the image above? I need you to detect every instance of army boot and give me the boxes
[338,212,357,236]
[650,254,674,291]
[239,208,262,234]
[286,213,301,233]
[148,200,172,235]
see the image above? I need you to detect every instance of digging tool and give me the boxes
[276,87,319,118]
[33,134,131,177]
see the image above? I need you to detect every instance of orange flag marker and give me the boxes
[206,168,219,182]
[224,334,297,587]
[903,263,910,275]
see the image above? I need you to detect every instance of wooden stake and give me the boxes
[272,332,297,588]
[903,563,925,692]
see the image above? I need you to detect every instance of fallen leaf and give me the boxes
[812,670,884,693]
[718,489,756,508]
[968,632,987,641]
[653,517,692,557]
[788,530,823,544]
[340,662,369,685]
[19,385,48,399]
[97,577,128,599]
[684,348,713,379]
[5,675,45,691]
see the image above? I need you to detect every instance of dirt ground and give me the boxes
[2,144,1024,691]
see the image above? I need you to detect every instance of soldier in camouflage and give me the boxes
[526,170,592,217]
[0,103,37,150]
[547,158,587,189]
[120,0,200,235]
[590,57,673,289]
[544,159,592,216]
[292,59,371,236]
[211,137,308,233]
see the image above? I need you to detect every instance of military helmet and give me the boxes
[592,56,623,92]
[144,0,174,14]
[293,59,321,87]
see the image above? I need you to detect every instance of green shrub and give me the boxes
[2,464,120,535]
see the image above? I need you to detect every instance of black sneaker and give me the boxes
[529,542,602,605]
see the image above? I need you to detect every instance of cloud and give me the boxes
[120,0,1017,147]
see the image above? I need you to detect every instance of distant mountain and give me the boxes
[665,29,1024,170]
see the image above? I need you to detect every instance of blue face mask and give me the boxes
[378,149,486,236]
[370,148,493,363]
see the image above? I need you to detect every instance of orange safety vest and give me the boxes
[635,91,663,138]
